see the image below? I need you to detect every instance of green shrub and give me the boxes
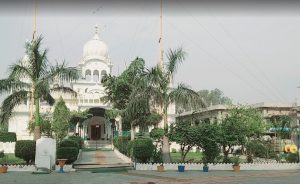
[68,136,83,149]
[152,148,163,163]
[127,141,134,158]
[286,153,299,163]
[0,151,4,158]
[113,136,130,156]
[171,148,177,153]
[132,138,154,163]
[150,128,164,140]
[56,147,79,164]
[15,140,36,164]
[0,132,17,142]
[59,139,79,149]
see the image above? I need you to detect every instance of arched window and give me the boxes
[100,70,107,81]
[85,70,91,81]
[85,88,88,93]
[93,70,99,82]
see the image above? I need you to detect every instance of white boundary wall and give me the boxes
[0,142,15,153]
[113,148,132,163]
[6,165,75,172]
[135,163,300,171]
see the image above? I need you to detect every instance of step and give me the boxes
[73,163,133,172]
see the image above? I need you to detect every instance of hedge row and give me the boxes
[15,140,36,164]
[0,132,17,142]
[57,137,81,164]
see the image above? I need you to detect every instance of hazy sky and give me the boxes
[1,0,300,104]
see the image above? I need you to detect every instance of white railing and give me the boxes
[135,163,300,171]
[0,142,15,153]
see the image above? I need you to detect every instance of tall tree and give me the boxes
[52,97,70,142]
[0,36,79,140]
[134,48,205,163]
[102,57,158,137]
[177,88,232,113]
[219,106,265,159]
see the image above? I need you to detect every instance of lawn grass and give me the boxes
[171,152,203,163]
[0,153,26,165]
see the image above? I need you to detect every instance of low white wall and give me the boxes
[0,142,15,153]
[6,165,74,172]
[114,148,132,163]
[135,163,300,171]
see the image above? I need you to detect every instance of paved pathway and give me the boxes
[76,150,128,165]
[1,170,300,184]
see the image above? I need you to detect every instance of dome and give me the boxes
[82,25,109,62]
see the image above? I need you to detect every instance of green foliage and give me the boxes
[15,140,36,164]
[231,156,240,166]
[171,148,177,153]
[132,138,154,163]
[59,139,79,149]
[0,132,16,142]
[0,151,4,158]
[101,57,146,110]
[246,140,271,162]
[113,136,130,156]
[286,153,299,163]
[28,114,52,137]
[0,123,8,132]
[171,152,203,163]
[52,97,71,142]
[177,88,232,113]
[169,119,199,162]
[0,153,26,165]
[196,122,220,163]
[56,147,79,164]
[127,140,134,158]
[68,136,83,149]
[219,106,265,156]
[150,128,164,140]
[0,36,79,141]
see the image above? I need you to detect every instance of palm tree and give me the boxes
[0,36,79,140]
[134,48,206,162]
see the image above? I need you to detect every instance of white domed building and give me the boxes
[8,26,120,141]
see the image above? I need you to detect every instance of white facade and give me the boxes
[8,26,116,141]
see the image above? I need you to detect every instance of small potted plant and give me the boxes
[157,163,164,172]
[232,156,240,172]
[202,156,209,172]
[0,154,8,173]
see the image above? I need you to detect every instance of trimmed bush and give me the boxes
[113,136,130,156]
[0,132,17,142]
[59,139,79,149]
[15,140,36,164]
[286,153,299,163]
[132,138,154,163]
[0,151,4,158]
[56,147,79,164]
[127,141,134,158]
[150,128,164,140]
[68,136,83,149]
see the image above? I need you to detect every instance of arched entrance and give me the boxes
[81,107,113,140]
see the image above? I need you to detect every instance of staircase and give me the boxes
[73,140,133,172]
[84,140,113,150]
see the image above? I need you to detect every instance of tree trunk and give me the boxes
[161,105,171,163]
[33,98,41,140]
[130,123,135,141]
[34,126,41,140]
[162,135,171,163]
